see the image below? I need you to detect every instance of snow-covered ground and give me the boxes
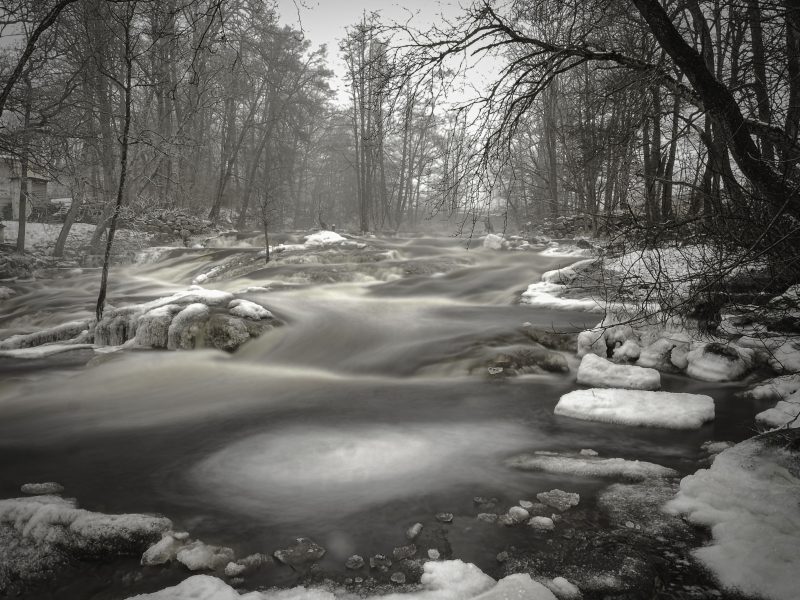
[666,433,800,600]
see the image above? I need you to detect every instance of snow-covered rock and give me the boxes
[665,432,800,600]
[141,531,187,566]
[576,354,660,390]
[612,339,640,361]
[521,282,605,313]
[94,286,279,351]
[768,339,800,374]
[685,342,754,382]
[0,495,170,594]
[507,451,676,481]
[304,230,348,247]
[555,389,714,429]
[483,234,505,250]
[756,400,800,429]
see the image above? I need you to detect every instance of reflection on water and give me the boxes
[192,422,535,520]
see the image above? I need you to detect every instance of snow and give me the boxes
[520,282,606,313]
[576,354,661,390]
[540,259,595,285]
[665,435,800,600]
[543,577,581,600]
[685,343,754,382]
[228,299,273,320]
[756,400,800,429]
[555,389,715,429]
[125,560,558,600]
[304,230,347,246]
[540,244,592,257]
[507,451,677,481]
[0,495,171,554]
[483,234,505,250]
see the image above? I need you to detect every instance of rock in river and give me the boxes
[273,538,325,567]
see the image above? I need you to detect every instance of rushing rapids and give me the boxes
[0,232,772,599]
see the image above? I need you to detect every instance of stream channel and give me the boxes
[0,233,766,599]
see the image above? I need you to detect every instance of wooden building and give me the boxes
[0,156,49,219]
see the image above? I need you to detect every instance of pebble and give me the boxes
[370,554,392,569]
[390,572,406,584]
[537,489,580,512]
[345,555,365,569]
[435,512,454,523]
[427,549,440,560]
[392,544,417,560]
[507,506,530,523]
[406,522,423,540]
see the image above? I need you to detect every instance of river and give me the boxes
[0,233,765,599]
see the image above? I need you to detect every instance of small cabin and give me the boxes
[0,156,49,219]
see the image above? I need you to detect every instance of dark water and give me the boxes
[0,234,768,598]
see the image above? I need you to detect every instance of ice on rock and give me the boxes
[176,540,235,571]
[507,452,676,481]
[167,303,210,349]
[482,234,505,250]
[20,482,64,495]
[577,354,660,390]
[555,389,714,429]
[666,433,800,600]
[685,342,754,382]
[228,299,273,320]
[0,319,94,350]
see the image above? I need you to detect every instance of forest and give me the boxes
[0,2,799,600]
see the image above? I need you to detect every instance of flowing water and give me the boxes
[0,234,769,599]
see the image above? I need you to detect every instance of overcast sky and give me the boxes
[276,0,466,101]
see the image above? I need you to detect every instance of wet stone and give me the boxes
[435,512,453,523]
[390,572,406,584]
[473,496,499,510]
[537,489,580,512]
[392,544,416,561]
[427,549,440,560]
[476,513,498,523]
[273,537,325,567]
[507,506,530,523]
[369,554,392,569]
[345,555,365,570]
[496,551,509,563]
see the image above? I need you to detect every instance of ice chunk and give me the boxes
[577,354,660,390]
[20,482,64,495]
[555,389,714,429]
[507,452,676,481]
[665,434,800,600]
[176,540,235,571]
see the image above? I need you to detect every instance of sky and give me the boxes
[275,0,467,101]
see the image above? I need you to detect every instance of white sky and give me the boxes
[276,0,467,102]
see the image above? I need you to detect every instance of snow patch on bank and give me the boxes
[666,434,800,600]
[555,389,714,429]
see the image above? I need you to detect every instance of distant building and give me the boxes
[0,155,49,219]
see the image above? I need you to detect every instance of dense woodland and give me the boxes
[1,0,800,290]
